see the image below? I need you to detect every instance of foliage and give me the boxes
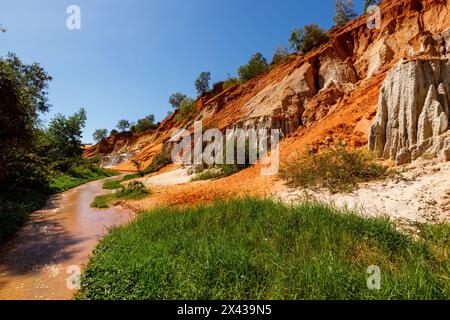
[77,197,450,300]
[93,129,108,142]
[102,180,123,190]
[116,119,131,132]
[169,92,188,110]
[0,53,52,189]
[271,46,290,65]
[46,108,87,164]
[174,98,197,122]
[237,53,268,83]
[195,72,211,96]
[289,24,329,54]
[49,163,119,193]
[91,181,149,209]
[334,0,357,26]
[0,190,47,243]
[223,76,239,89]
[131,114,158,134]
[279,145,394,193]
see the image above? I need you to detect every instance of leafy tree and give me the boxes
[271,46,290,65]
[237,53,268,83]
[93,129,108,142]
[110,129,119,136]
[363,0,379,13]
[289,24,329,54]
[169,92,187,109]
[334,0,357,26]
[117,119,131,132]
[195,72,211,96]
[0,53,52,189]
[132,114,157,134]
[46,108,87,162]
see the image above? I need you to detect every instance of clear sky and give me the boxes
[0,0,364,143]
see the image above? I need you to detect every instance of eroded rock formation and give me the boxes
[369,58,450,164]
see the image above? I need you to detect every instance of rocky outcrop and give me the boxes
[369,58,450,164]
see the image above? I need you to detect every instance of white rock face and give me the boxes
[369,58,450,164]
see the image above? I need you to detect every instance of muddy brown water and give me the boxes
[0,177,134,300]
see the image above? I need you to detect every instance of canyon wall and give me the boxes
[86,0,450,170]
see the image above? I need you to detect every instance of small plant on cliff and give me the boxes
[131,114,158,134]
[237,52,268,83]
[116,119,131,132]
[174,97,197,122]
[93,129,108,143]
[195,71,211,96]
[169,92,188,110]
[280,145,392,193]
[271,45,290,65]
[289,24,329,54]
[223,75,239,89]
[334,0,357,26]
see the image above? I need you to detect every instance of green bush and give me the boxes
[91,181,149,209]
[280,146,393,193]
[237,53,268,83]
[50,164,119,193]
[102,180,122,190]
[0,189,47,243]
[174,98,197,122]
[223,77,239,89]
[77,198,450,300]
[289,24,329,54]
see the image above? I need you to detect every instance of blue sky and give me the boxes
[0,0,364,143]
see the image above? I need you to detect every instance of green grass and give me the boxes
[91,181,149,209]
[77,198,449,300]
[102,180,123,190]
[190,169,225,181]
[50,165,119,193]
[0,189,47,243]
[280,146,394,193]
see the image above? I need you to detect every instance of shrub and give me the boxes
[93,129,108,142]
[102,180,122,190]
[77,197,450,300]
[223,76,239,89]
[289,24,329,54]
[131,114,157,134]
[279,145,393,193]
[116,119,131,132]
[169,92,187,110]
[237,53,268,83]
[195,72,211,96]
[91,181,149,209]
[334,0,357,26]
[271,46,290,65]
[174,98,197,122]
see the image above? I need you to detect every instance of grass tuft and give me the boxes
[91,181,149,209]
[280,146,394,193]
